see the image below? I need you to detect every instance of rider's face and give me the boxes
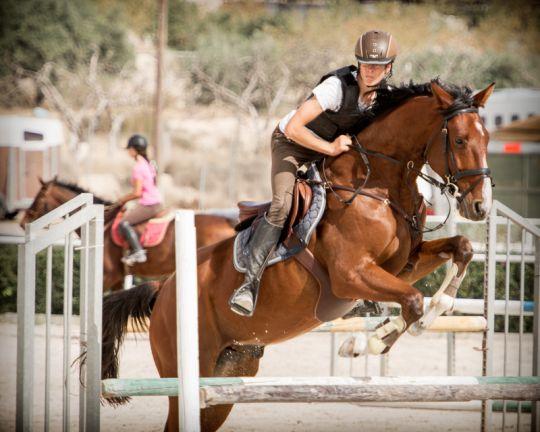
[127,147,138,159]
[359,63,391,86]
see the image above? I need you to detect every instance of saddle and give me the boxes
[233,164,357,322]
[237,179,313,243]
[111,209,174,248]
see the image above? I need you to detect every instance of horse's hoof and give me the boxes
[408,321,425,336]
[338,334,367,358]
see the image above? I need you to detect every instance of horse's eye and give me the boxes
[455,137,465,146]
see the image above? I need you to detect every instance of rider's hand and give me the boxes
[328,135,352,156]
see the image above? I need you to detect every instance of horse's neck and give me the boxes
[328,96,440,215]
[50,185,77,207]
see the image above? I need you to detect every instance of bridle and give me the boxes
[420,106,492,204]
[313,106,493,233]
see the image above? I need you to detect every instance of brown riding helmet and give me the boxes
[355,30,398,65]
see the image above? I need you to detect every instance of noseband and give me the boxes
[315,106,493,233]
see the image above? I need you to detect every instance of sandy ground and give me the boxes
[0,314,532,432]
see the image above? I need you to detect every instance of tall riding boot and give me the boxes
[119,221,147,265]
[229,215,282,317]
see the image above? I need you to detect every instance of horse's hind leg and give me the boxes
[200,345,264,432]
[398,236,473,335]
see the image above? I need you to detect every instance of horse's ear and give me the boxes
[38,177,45,185]
[431,81,454,109]
[473,82,495,108]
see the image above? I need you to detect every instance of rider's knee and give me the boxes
[267,199,290,227]
[119,220,130,231]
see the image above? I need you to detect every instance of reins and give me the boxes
[311,106,493,234]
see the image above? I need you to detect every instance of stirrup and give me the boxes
[229,283,257,317]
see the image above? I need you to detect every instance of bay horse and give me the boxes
[101,80,495,431]
[21,179,237,291]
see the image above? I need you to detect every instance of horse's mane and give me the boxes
[52,179,113,206]
[352,78,475,133]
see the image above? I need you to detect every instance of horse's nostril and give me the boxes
[474,200,485,217]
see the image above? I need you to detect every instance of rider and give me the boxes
[229,30,399,317]
[117,134,163,265]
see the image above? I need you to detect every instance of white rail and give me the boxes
[16,193,103,432]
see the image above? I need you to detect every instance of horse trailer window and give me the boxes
[24,131,44,141]
[494,115,503,127]
[511,114,519,122]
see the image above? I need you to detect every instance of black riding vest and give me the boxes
[306,65,371,141]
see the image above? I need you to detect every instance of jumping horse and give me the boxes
[100,80,495,430]
[21,179,237,291]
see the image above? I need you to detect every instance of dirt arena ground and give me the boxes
[0,314,532,431]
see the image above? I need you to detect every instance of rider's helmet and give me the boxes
[126,134,148,152]
[355,30,398,65]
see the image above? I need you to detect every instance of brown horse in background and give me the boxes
[21,180,237,291]
[101,80,495,431]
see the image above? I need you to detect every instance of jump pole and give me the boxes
[102,376,540,406]
[175,210,200,432]
[315,316,487,333]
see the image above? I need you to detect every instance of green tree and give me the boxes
[0,0,132,77]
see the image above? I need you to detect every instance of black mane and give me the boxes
[52,179,113,205]
[353,78,475,132]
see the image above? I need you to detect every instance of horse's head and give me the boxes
[425,81,495,221]
[21,177,116,228]
[20,177,59,227]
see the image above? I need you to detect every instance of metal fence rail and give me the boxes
[16,193,103,432]
[483,200,540,432]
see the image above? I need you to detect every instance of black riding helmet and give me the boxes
[126,134,148,152]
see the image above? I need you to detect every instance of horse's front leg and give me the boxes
[398,235,474,335]
[332,262,424,355]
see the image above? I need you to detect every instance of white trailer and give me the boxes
[0,115,64,216]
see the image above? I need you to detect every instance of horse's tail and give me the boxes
[101,280,160,405]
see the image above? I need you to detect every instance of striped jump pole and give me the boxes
[102,376,540,407]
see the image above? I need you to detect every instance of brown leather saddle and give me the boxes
[235,177,357,323]
[237,179,313,242]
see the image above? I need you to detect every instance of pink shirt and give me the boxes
[131,156,162,205]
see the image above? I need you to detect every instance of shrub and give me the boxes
[0,244,80,315]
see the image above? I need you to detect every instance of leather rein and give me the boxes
[312,106,493,234]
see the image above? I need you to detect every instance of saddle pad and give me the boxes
[233,164,326,273]
[140,212,174,247]
[112,211,174,248]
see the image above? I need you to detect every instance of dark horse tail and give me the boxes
[102,281,160,405]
